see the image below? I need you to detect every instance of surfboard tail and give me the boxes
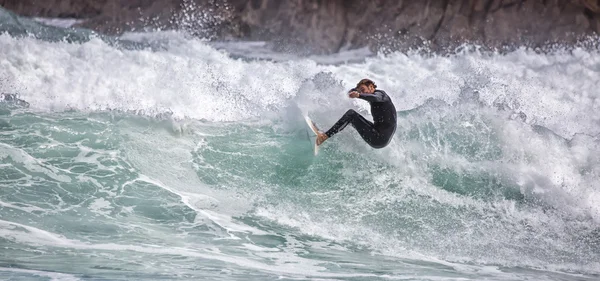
[304,115,320,135]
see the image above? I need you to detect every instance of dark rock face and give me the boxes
[0,0,233,38]
[0,0,106,19]
[1,0,599,54]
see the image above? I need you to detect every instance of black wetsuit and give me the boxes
[325,89,397,149]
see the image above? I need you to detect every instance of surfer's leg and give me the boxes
[324,109,356,137]
[325,109,383,147]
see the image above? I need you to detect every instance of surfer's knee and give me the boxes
[344,109,358,117]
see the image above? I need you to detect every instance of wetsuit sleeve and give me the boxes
[358,91,385,103]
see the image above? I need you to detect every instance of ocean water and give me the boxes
[1,8,600,281]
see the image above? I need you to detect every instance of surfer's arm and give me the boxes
[348,88,360,98]
[357,91,385,102]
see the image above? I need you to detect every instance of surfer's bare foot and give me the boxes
[316,132,328,145]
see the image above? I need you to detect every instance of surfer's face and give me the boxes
[357,84,375,94]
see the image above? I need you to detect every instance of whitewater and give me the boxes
[1,10,600,281]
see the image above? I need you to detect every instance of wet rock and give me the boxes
[1,0,599,54]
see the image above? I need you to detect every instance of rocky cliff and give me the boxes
[1,0,599,54]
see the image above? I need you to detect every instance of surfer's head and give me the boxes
[356,79,376,94]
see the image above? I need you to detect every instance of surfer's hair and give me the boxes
[357,79,377,89]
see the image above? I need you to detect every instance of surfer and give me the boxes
[316,79,397,149]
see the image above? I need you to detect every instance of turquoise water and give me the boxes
[1,7,600,281]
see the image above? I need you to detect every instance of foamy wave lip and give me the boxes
[33,17,85,29]
[1,32,599,136]
[0,33,321,122]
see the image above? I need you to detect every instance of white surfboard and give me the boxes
[304,115,320,155]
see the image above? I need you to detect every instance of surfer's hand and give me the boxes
[316,132,328,145]
[349,91,360,98]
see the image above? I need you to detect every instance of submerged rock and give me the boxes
[1,93,29,108]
